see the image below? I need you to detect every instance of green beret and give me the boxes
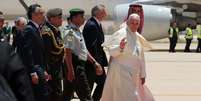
[47,8,62,18]
[69,8,84,16]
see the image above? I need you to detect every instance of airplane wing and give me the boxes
[135,0,201,12]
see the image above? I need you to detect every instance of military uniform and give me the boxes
[41,8,65,101]
[62,23,93,101]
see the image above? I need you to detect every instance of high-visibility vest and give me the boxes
[185,27,193,39]
[196,25,201,39]
[169,27,179,38]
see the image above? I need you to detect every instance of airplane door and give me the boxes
[126,4,144,34]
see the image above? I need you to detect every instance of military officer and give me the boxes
[41,8,65,101]
[62,8,103,101]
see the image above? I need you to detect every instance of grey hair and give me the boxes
[91,4,105,17]
[15,17,27,25]
[127,13,140,23]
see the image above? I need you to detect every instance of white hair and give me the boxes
[127,13,140,23]
[15,17,27,25]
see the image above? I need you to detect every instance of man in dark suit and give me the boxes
[22,4,49,101]
[12,17,27,57]
[0,42,35,101]
[83,4,108,101]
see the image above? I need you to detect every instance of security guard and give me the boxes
[184,24,193,52]
[62,8,102,101]
[41,8,64,101]
[196,23,201,52]
[168,22,179,52]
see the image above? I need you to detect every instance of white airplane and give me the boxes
[0,0,173,40]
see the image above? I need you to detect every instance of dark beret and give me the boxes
[69,8,84,16]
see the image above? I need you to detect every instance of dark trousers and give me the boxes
[32,67,49,101]
[48,64,63,101]
[92,71,106,101]
[63,55,93,101]
[184,39,192,52]
[86,62,106,101]
[169,37,177,52]
[63,68,93,101]
[32,87,48,101]
[196,38,201,52]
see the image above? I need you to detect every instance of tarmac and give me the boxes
[72,41,201,101]
[145,42,201,101]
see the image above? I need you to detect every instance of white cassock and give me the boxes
[101,26,154,101]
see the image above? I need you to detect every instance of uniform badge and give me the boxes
[67,30,74,42]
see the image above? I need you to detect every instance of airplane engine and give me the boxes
[114,3,172,40]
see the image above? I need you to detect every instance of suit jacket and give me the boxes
[13,29,24,58]
[0,42,35,101]
[83,17,108,66]
[22,21,47,75]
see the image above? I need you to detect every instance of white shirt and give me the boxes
[30,20,39,29]
[93,17,101,26]
[63,24,88,61]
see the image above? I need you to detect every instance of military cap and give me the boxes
[69,8,84,16]
[47,8,62,18]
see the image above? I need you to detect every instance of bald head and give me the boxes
[126,13,140,32]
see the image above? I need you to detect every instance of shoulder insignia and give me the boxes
[66,29,75,42]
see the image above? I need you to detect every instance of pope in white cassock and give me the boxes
[101,13,154,101]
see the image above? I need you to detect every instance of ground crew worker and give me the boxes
[41,8,65,101]
[168,22,179,52]
[196,23,201,52]
[62,8,103,101]
[184,24,193,52]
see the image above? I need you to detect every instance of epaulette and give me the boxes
[63,26,75,36]
[67,29,74,36]
[63,27,75,42]
[66,25,79,32]
[41,25,51,36]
